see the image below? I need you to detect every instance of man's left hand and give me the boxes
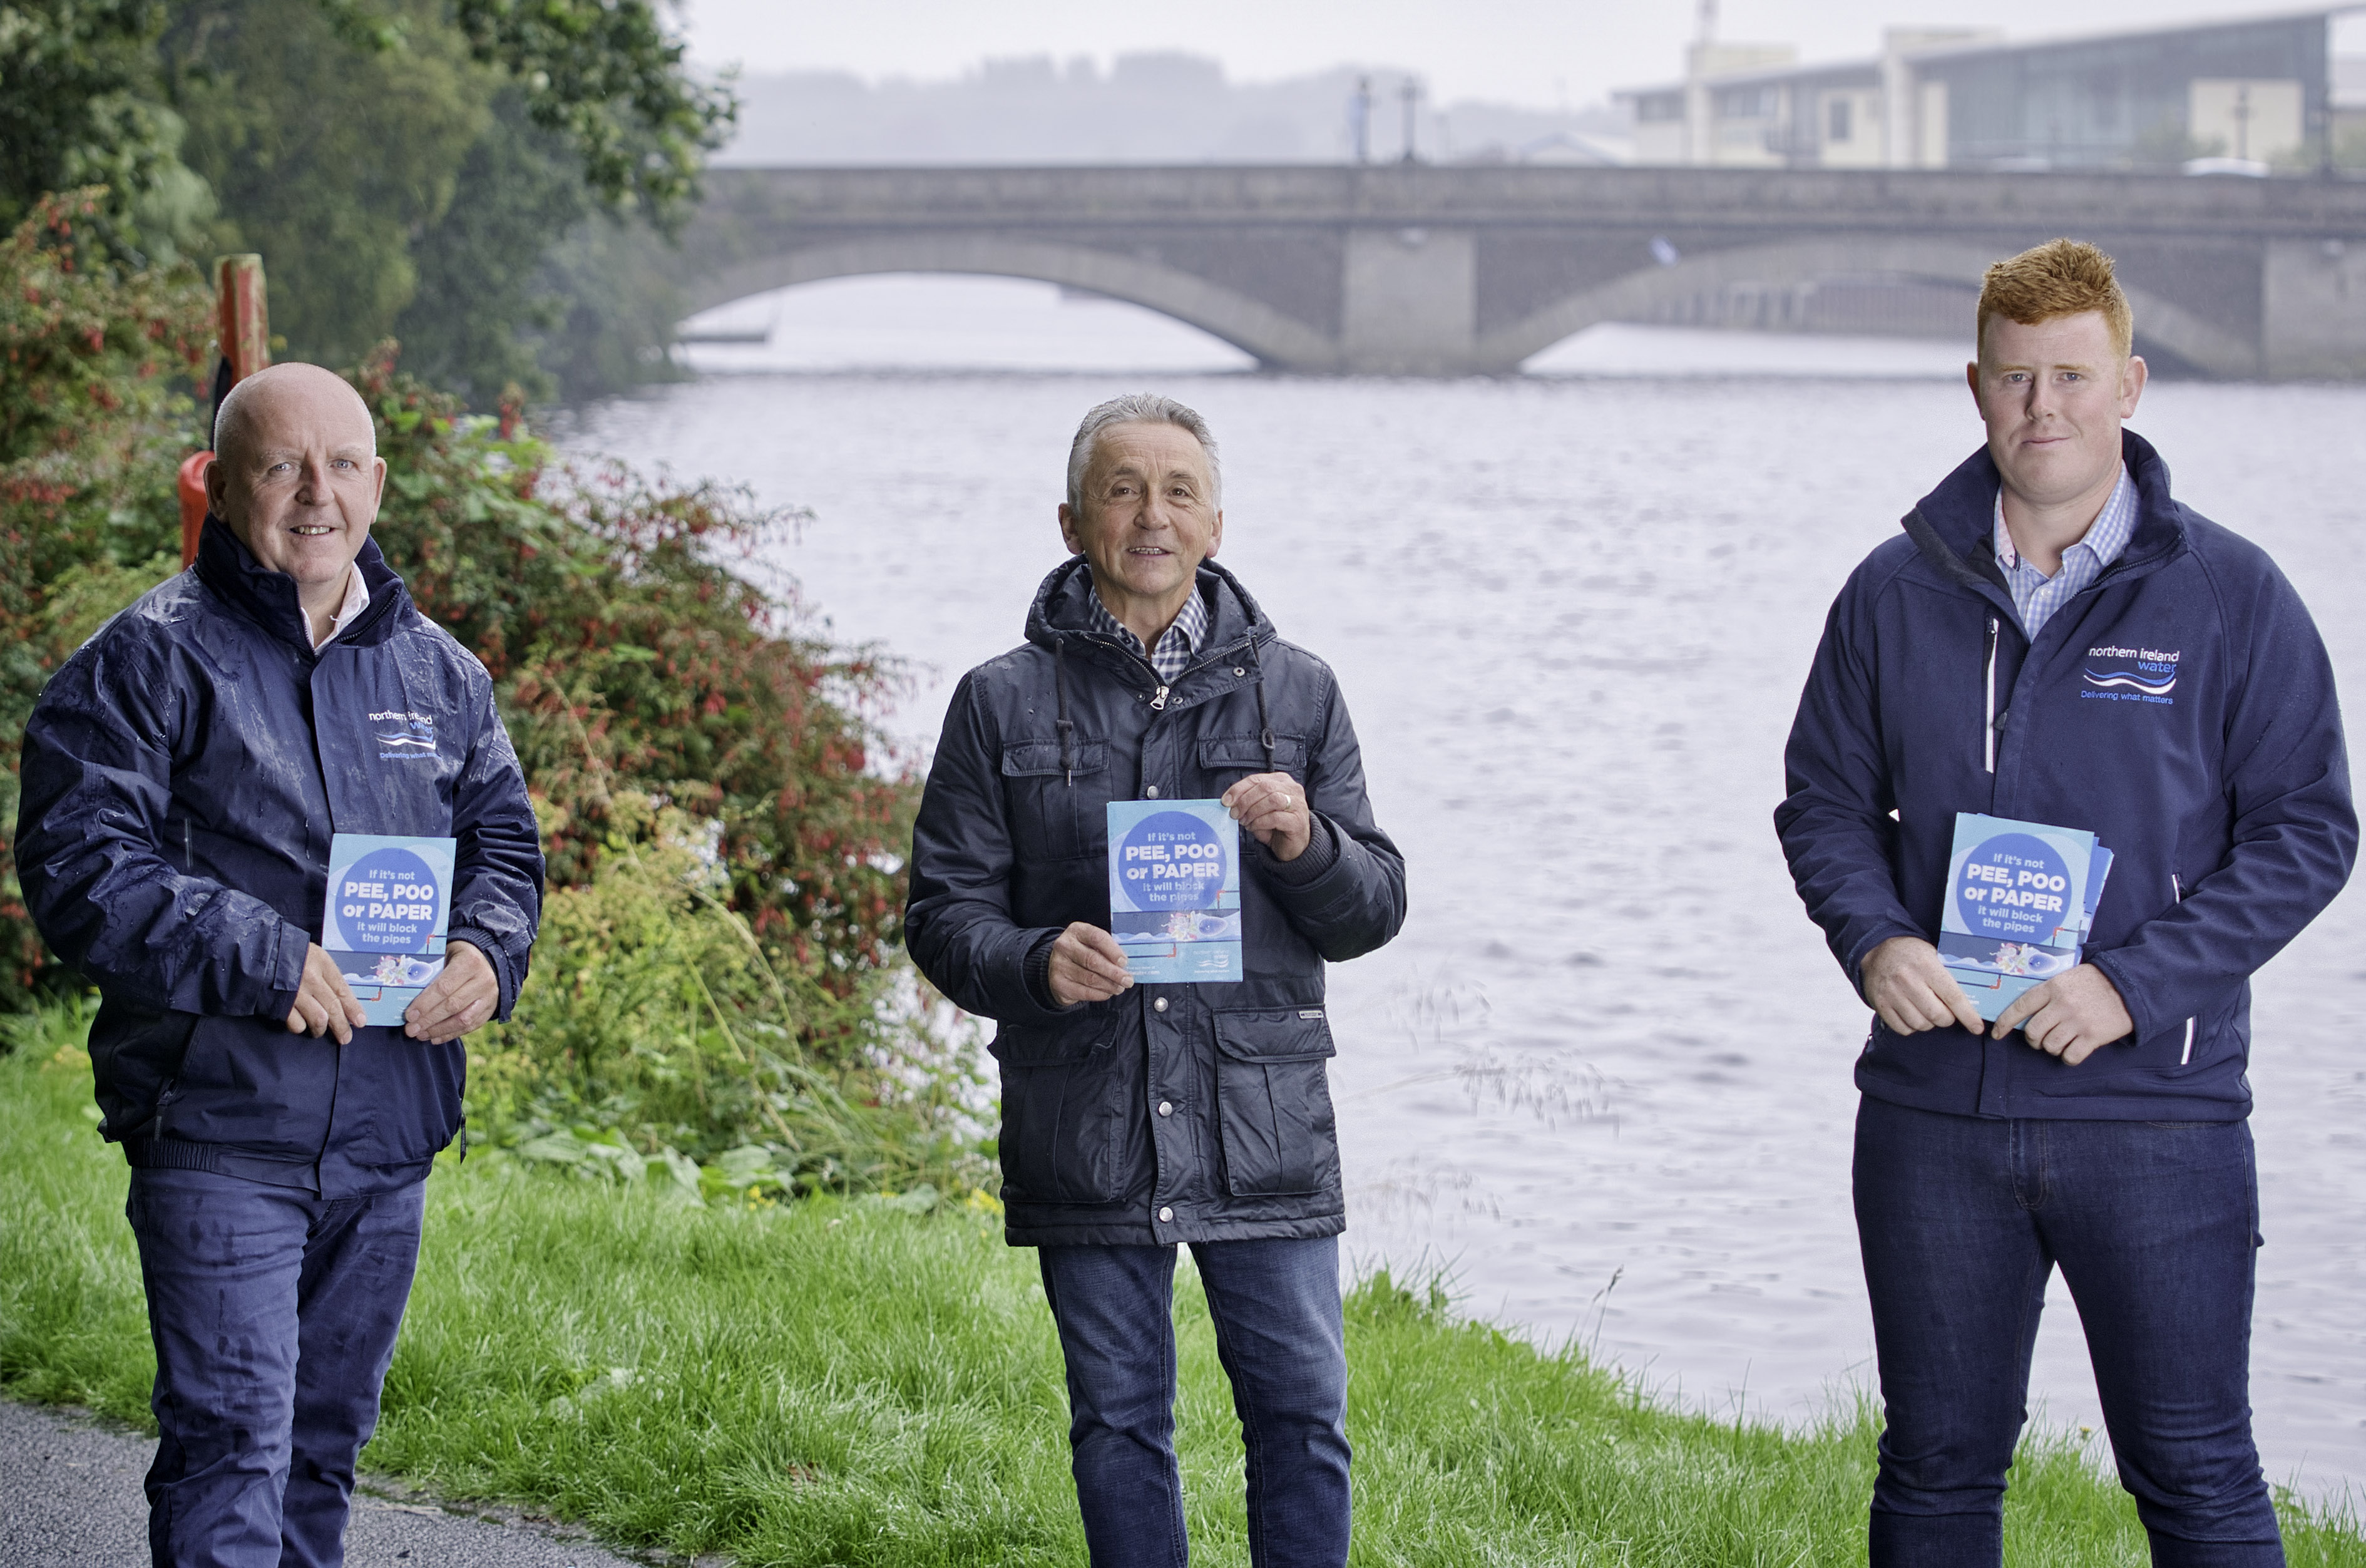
[1221,772,1312,862]
[404,941,498,1045]
[1991,963,2133,1065]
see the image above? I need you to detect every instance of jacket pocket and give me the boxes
[1212,1007,1337,1197]
[1002,739,1110,862]
[1196,734,1309,794]
[991,1012,1126,1204]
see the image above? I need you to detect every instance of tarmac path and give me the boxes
[0,1397,653,1567]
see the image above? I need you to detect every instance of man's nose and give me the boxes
[292,456,331,500]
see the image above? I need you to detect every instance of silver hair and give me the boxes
[1065,393,1221,516]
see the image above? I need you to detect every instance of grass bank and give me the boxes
[4,1035,2361,1565]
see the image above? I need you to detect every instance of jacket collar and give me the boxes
[1023,555,1272,669]
[193,516,408,654]
[1902,428,2184,596]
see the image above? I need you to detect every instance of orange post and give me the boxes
[184,254,270,566]
[177,453,214,568]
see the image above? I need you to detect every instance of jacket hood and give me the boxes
[1901,428,2186,595]
[193,516,409,653]
[1022,554,1275,664]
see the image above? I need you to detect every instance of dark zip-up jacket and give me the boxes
[1776,431,2353,1120]
[17,518,543,1195]
[907,558,1406,1246]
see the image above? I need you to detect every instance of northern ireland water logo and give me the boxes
[370,709,439,761]
[2081,645,2179,705]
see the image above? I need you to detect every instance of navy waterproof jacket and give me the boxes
[18,518,543,1195]
[1775,431,2355,1120]
[906,559,1406,1247]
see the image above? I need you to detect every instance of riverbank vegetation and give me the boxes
[4,1040,2363,1566]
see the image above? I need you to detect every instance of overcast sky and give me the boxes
[682,1,2360,108]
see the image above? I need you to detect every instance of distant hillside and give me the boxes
[716,53,1628,167]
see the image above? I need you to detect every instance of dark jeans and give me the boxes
[1854,1096,2281,1567]
[126,1167,426,1568]
[1037,1235,1351,1568]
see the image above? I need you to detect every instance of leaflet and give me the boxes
[321,833,458,1027]
[1107,799,1242,984]
[1938,812,2114,1021]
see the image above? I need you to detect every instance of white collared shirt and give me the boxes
[312,565,372,652]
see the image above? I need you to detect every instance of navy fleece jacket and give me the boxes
[1774,431,2354,1120]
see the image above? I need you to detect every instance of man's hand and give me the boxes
[404,941,499,1045]
[1222,772,1312,863]
[1991,963,2133,1066]
[1048,922,1134,1007]
[289,944,368,1044]
[1860,936,1985,1037]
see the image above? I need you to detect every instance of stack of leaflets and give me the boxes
[1938,812,2114,1021]
[321,833,458,1027]
[1107,799,1242,984]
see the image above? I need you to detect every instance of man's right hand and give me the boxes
[287,943,368,1044]
[1047,922,1135,1007]
[1859,936,1985,1037]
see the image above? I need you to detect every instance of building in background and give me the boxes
[1619,9,2354,172]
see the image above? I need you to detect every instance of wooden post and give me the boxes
[182,254,271,567]
[214,255,270,386]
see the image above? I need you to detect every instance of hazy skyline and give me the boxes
[682,1,2362,111]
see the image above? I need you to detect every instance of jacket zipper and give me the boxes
[2173,873,2195,1065]
[1983,615,2000,775]
[1150,684,1170,711]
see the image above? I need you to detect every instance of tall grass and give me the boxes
[4,1035,2360,1565]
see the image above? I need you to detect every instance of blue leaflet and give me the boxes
[321,833,458,1027]
[1107,799,1242,984]
[1938,812,2115,1021]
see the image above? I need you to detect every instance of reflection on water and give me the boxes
[563,331,2366,1497]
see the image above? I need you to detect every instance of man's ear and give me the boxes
[1965,359,1982,409]
[2118,355,2148,419]
[1206,510,1223,560]
[1057,502,1083,555]
[204,453,229,516]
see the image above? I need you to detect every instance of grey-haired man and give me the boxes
[906,394,1406,1565]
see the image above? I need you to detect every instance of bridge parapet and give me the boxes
[676,165,2366,378]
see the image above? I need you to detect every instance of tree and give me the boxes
[0,1,214,262]
[7,0,732,399]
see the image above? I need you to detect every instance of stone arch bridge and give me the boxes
[675,165,2366,378]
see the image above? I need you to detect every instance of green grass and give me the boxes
[4,1032,2362,1565]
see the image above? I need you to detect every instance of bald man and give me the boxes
[17,362,543,1567]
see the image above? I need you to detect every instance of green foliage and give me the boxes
[161,0,494,370]
[461,806,985,1185]
[0,193,211,1005]
[389,89,592,404]
[7,0,729,399]
[0,3,168,236]
[354,351,916,990]
[441,0,734,225]
[6,1043,2365,1565]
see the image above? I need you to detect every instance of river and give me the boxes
[561,275,2366,1497]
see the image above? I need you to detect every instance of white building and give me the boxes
[1617,10,2352,172]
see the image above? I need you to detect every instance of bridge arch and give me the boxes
[1480,237,2259,377]
[684,234,1338,369]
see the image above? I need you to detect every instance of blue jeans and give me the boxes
[126,1167,426,1568]
[1853,1096,2281,1567]
[1037,1236,1351,1568]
